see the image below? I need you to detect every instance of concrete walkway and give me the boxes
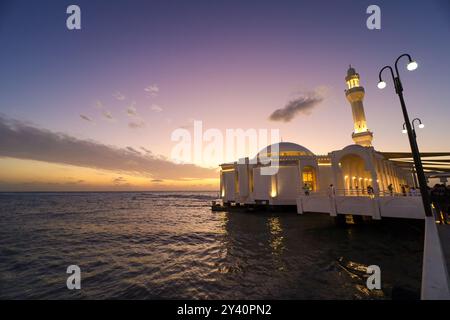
[437,224,450,282]
[421,216,450,299]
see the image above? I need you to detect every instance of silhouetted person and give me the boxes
[432,184,449,224]
[388,184,394,196]
[328,184,335,197]
[303,183,310,196]
[401,185,407,196]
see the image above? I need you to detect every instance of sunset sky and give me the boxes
[0,0,449,191]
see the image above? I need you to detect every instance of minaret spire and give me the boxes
[345,65,373,147]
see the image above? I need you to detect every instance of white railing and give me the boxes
[304,188,422,197]
[297,190,426,219]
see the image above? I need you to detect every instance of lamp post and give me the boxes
[402,118,424,189]
[378,54,432,217]
[402,118,424,138]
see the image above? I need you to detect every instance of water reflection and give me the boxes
[0,192,423,299]
[267,217,285,256]
[221,210,423,299]
[267,216,286,271]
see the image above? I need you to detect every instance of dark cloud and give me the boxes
[80,114,92,122]
[126,146,142,155]
[151,179,164,183]
[0,116,216,180]
[128,120,145,129]
[269,89,326,122]
[113,176,127,184]
[102,110,113,120]
[140,147,152,155]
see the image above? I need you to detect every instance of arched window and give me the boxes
[302,166,316,191]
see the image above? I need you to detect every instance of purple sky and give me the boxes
[0,0,449,190]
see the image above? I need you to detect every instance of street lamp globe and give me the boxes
[418,123,425,129]
[407,61,418,71]
[377,81,386,89]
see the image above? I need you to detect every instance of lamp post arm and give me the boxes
[379,65,395,82]
[412,118,422,127]
[395,53,413,78]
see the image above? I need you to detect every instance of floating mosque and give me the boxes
[217,66,450,299]
[217,66,450,220]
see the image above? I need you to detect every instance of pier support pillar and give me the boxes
[329,197,337,216]
[296,197,303,214]
[372,197,382,220]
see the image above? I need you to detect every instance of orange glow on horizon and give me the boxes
[0,158,219,191]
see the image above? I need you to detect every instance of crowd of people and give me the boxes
[397,184,420,196]
[389,183,450,224]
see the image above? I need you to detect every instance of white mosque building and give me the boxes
[218,66,428,220]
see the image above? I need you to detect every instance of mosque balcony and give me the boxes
[345,86,365,96]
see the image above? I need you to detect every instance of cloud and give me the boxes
[145,84,159,96]
[151,179,164,183]
[60,177,86,185]
[0,115,216,180]
[269,88,326,122]
[80,114,93,122]
[126,146,141,154]
[150,104,163,112]
[127,108,137,116]
[127,101,138,117]
[113,91,126,101]
[140,147,152,155]
[113,176,127,184]
[128,120,146,129]
[94,100,104,109]
[102,110,114,120]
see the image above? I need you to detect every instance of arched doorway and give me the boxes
[302,166,317,192]
[339,154,372,195]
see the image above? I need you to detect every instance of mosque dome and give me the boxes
[257,142,315,158]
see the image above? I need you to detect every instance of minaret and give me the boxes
[345,65,373,146]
